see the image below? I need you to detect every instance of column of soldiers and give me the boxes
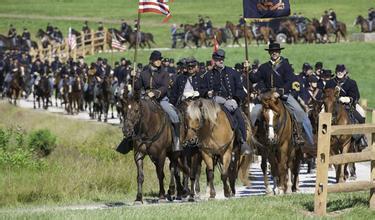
[0,42,368,152]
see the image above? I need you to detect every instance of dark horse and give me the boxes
[354,15,374,33]
[8,70,24,105]
[94,76,111,122]
[323,88,353,183]
[33,75,51,109]
[321,15,347,43]
[122,92,188,203]
[254,91,302,194]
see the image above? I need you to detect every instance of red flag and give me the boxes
[213,35,219,52]
[139,0,173,22]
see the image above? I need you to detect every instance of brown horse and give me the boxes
[8,69,23,105]
[185,99,252,198]
[321,15,347,42]
[312,18,328,43]
[123,92,188,203]
[280,20,299,44]
[254,91,301,194]
[33,74,50,109]
[354,15,374,33]
[68,75,83,114]
[184,24,207,47]
[225,21,253,46]
[322,88,352,183]
[304,22,317,43]
[250,23,275,45]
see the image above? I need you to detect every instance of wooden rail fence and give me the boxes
[29,30,115,62]
[314,110,375,216]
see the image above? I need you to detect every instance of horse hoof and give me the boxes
[188,196,195,202]
[349,175,357,180]
[134,201,143,205]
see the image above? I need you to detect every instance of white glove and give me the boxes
[207,90,213,98]
[130,70,137,77]
[339,96,351,104]
[273,92,280,98]
[148,91,155,98]
[183,91,194,98]
[192,91,200,97]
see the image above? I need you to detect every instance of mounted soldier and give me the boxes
[82,21,91,41]
[328,8,337,31]
[325,64,367,149]
[369,8,375,32]
[7,24,17,47]
[133,50,182,153]
[202,49,251,155]
[46,23,54,36]
[170,57,204,106]
[21,28,31,49]
[249,43,315,147]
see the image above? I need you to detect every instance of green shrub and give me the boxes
[0,128,11,149]
[28,129,57,157]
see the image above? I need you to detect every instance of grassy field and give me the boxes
[0,0,373,47]
[1,192,374,219]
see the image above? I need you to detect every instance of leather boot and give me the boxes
[294,122,305,146]
[358,135,368,151]
[172,123,182,152]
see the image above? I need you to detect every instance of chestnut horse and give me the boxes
[185,99,253,198]
[225,21,253,46]
[254,91,302,194]
[323,88,352,183]
[354,15,374,33]
[321,15,347,42]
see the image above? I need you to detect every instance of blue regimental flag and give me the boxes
[243,0,290,19]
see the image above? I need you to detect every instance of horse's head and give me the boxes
[122,92,141,137]
[354,15,364,26]
[184,99,204,145]
[323,88,339,113]
[260,91,282,144]
[36,29,45,38]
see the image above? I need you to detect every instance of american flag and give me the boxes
[68,27,77,50]
[138,0,172,22]
[111,32,126,51]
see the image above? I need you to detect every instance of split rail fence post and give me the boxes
[314,113,332,216]
[370,110,375,209]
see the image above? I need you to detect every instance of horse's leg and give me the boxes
[228,148,239,196]
[167,162,176,199]
[221,146,233,198]
[134,150,145,203]
[261,155,272,195]
[201,151,215,198]
[155,157,166,202]
[33,93,36,109]
[340,139,351,182]
[349,163,357,180]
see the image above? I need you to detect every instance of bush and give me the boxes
[0,128,11,149]
[28,129,57,158]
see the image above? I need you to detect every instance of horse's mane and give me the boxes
[187,99,221,125]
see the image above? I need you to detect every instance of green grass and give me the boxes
[1,192,374,219]
[87,42,375,107]
[0,0,372,47]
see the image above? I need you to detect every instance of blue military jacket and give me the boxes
[325,77,360,104]
[169,72,205,106]
[203,66,246,102]
[134,66,169,101]
[249,57,298,94]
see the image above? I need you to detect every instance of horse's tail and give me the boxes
[238,154,252,187]
[149,34,156,44]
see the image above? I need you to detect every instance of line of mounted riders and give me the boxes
[1,8,374,54]
[0,42,370,203]
[114,46,369,203]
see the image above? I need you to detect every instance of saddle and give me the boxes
[219,104,238,131]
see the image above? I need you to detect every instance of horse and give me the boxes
[36,29,57,49]
[225,21,253,47]
[320,15,347,43]
[83,70,96,119]
[322,88,352,183]
[94,75,111,122]
[251,23,275,45]
[254,91,302,194]
[354,15,374,33]
[312,18,328,43]
[279,20,299,44]
[33,74,51,109]
[68,75,83,114]
[7,69,24,105]
[303,22,317,43]
[122,91,189,203]
[184,24,207,48]
[185,98,249,198]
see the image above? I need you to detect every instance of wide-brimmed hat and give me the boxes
[265,43,285,51]
[149,50,163,61]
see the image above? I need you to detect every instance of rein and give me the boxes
[133,100,168,149]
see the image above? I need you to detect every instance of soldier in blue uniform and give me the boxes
[249,43,314,147]
[368,8,375,32]
[170,57,204,106]
[325,64,367,148]
[134,50,181,152]
[203,49,251,155]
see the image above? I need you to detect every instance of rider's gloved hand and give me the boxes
[339,96,351,104]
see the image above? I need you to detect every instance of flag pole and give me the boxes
[243,20,251,119]
[132,10,141,90]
